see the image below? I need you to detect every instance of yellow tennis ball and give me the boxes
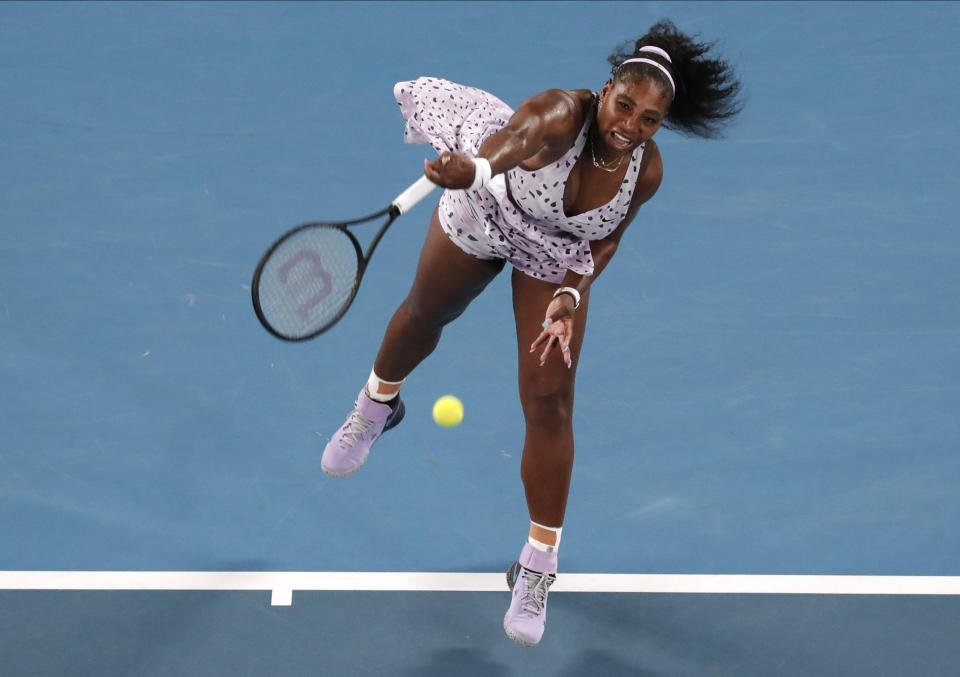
[432,395,464,428]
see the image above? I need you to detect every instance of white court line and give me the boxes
[3,572,960,605]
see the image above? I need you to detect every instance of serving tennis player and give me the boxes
[321,19,742,646]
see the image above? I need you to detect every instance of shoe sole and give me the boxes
[503,612,538,647]
[321,453,368,478]
[321,398,405,478]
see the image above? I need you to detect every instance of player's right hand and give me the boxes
[424,152,479,189]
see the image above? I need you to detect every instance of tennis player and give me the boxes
[322,20,742,646]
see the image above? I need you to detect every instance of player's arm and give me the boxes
[531,143,663,367]
[424,89,583,188]
[557,141,663,298]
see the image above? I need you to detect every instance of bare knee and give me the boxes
[519,378,574,429]
[399,297,444,335]
[401,291,469,335]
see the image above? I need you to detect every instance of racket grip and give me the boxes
[392,176,437,215]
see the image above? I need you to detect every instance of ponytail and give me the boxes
[608,19,743,139]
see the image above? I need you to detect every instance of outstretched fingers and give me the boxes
[512,269,587,377]
[530,319,572,368]
[530,331,555,366]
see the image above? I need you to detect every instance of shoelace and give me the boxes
[338,409,374,448]
[518,567,556,615]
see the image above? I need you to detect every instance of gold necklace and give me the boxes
[589,128,624,173]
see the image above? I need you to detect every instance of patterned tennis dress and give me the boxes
[394,77,645,283]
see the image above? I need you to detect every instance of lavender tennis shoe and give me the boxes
[503,543,558,646]
[321,387,405,478]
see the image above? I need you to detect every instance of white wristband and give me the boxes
[469,157,492,190]
[553,286,581,309]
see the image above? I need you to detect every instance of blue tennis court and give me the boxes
[2,2,959,674]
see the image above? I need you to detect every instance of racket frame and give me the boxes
[251,205,402,342]
[251,176,436,341]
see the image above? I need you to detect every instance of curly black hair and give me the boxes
[607,19,743,139]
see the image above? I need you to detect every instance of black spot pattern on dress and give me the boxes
[395,78,645,283]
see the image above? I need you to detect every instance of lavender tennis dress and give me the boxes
[394,77,644,283]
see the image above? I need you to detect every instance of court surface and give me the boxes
[2,2,959,675]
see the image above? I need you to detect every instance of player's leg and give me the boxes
[371,205,505,389]
[322,206,503,477]
[513,268,591,530]
[503,267,591,646]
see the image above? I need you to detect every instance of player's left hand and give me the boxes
[530,295,576,368]
[423,152,477,189]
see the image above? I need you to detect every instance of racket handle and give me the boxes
[392,176,437,215]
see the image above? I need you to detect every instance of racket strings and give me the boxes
[255,226,360,339]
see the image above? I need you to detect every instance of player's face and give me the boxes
[596,77,670,154]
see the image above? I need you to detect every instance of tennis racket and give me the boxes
[251,175,437,341]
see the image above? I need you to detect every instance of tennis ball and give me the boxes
[432,395,464,428]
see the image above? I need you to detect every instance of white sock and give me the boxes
[528,521,562,553]
[366,368,405,403]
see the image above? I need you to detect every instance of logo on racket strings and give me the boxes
[277,249,334,321]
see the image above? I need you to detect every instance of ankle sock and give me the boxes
[528,521,562,553]
[366,368,404,403]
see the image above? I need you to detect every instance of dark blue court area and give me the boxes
[2,2,958,675]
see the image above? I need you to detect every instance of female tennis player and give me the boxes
[321,19,742,646]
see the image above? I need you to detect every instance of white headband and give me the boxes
[638,45,672,63]
[619,46,675,94]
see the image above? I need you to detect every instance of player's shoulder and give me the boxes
[545,88,594,118]
[521,88,586,114]
[517,88,591,139]
[633,139,663,206]
[642,138,663,176]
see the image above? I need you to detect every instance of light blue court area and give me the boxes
[1,1,959,674]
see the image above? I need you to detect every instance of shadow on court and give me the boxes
[398,648,512,677]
